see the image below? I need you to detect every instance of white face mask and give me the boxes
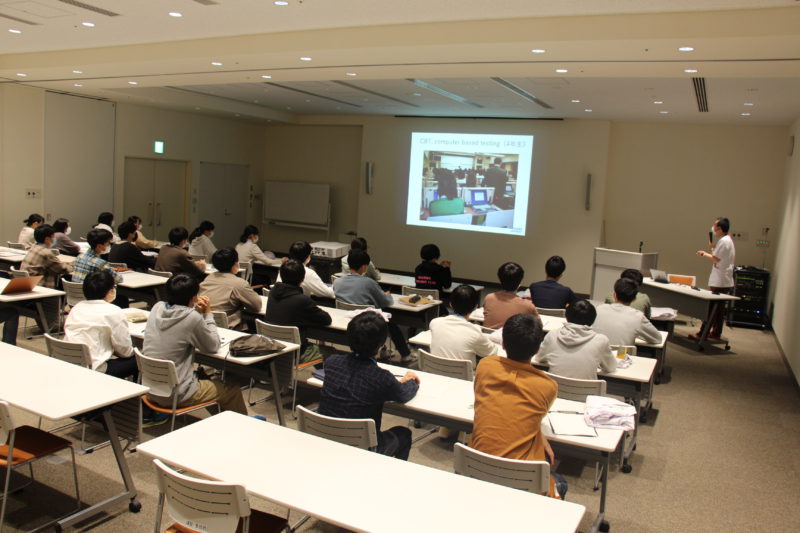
[101,245,111,255]
[209,231,215,239]
[65,226,72,236]
[105,288,117,303]
[252,235,259,244]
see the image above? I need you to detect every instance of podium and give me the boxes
[591,248,659,300]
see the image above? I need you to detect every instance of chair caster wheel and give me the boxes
[599,520,610,532]
[621,463,633,474]
[129,500,142,513]
[725,344,730,350]
[413,420,422,428]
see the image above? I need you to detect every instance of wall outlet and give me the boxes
[25,188,41,199]
[731,231,748,241]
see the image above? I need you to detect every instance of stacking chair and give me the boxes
[8,268,28,279]
[50,249,60,256]
[107,262,127,269]
[453,442,550,496]
[61,279,85,309]
[0,400,81,532]
[152,459,288,533]
[238,261,253,284]
[211,311,230,329]
[147,268,172,278]
[190,254,206,261]
[667,273,696,286]
[296,406,377,450]
[335,300,373,311]
[5,242,25,250]
[537,307,566,318]
[418,349,473,381]
[254,320,304,415]
[262,287,270,297]
[135,349,220,432]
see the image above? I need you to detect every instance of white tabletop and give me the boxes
[118,271,169,289]
[642,278,739,301]
[0,343,148,420]
[0,247,76,265]
[0,277,65,302]
[378,272,484,293]
[389,293,440,312]
[137,412,585,533]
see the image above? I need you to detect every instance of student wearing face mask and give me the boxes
[73,229,129,308]
[109,221,156,272]
[18,213,44,249]
[156,227,206,279]
[21,224,74,330]
[93,211,121,243]
[128,215,160,250]
[234,225,283,267]
[52,218,81,256]
[188,220,217,261]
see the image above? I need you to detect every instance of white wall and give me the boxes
[772,118,800,383]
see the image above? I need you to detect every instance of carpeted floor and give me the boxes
[3,319,799,533]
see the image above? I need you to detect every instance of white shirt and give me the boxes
[188,234,217,261]
[276,263,335,299]
[64,300,133,371]
[17,226,35,249]
[235,240,282,267]
[429,314,498,367]
[94,223,121,243]
[709,234,735,288]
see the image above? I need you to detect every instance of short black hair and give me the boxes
[494,157,502,165]
[503,314,543,362]
[566,299,597,326]
[97,212,114,225]
[166,273,199,306]
[436,172,458,200]
[420,243,440,261]
[211,247,239,273]
[620,268,643,286]
[450,285,479,316]
[33,224,55,243]
[52,218,69,233]
[83,270,115,300]
[189,220,215,243]
[716,217,730,233]
[24,213,44,226]
[239,225,259,243]
[87,228,113,249]
[350,237,367,251]
[128,215,142,225]
[614,278,639,304]
[118,221,137,240]
[280,259,306,286]
[168,227,189,246]
[347,312,388,360]
[497,262,524,291]
[288,241,312,262]
[545,256,566,278]
[347,249,370,271]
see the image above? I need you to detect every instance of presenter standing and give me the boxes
[690,217,735,341]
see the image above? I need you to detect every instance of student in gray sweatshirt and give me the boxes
[534,300,616,380]
[593,278,662,346]
[143,273,247,414]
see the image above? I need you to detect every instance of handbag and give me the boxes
[228,334,286,357]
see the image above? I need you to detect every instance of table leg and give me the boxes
[34,301,50,334]
[56,410,140,530]
[590,451,611,533]
[269,359,286,426]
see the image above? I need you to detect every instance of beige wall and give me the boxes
[0,85,45,244]
[605,122,788,288]
[772,118,800,383]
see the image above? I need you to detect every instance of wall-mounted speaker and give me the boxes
[366,161,374,194]
[585,173,592,211]
[789,135,795,157]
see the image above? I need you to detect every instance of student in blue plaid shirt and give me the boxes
[73,228,128,308]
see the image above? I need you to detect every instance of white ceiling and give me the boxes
[1,0,800,125]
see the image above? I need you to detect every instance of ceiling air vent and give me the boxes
[692,77,708,112]
[192,0,220,5]
[57,1,119,16]
[0,12,39,25]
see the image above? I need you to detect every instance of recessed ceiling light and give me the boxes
[653,101,663,104]
[412,92,422,97]
[235,114,240,117]
[678,46,695,52]
[570,99,580,103]
[274,1,289,5]
[211,61,223,66]
[659,110,669,114]
[128,81,138,85]
[741,112,751,116]
[684,68,698,73]
[531,49,546,54]
[8,28,21,34]
[261,74,272,79]
[74,83,83,87]
[556,69,568,73]
[16,73,26,77]
[169,12,182,18]
[346,72,357,77]
[743,102,755,106]
[584,109,592,112]
[72,69,83,74]
[195,107,201,110]
[300,57,312,61]
[81,21,95,27]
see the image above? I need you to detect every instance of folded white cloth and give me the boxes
[345,308,392,322]
[584,394,636,430]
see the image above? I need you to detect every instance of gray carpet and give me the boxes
[3,319,799,532]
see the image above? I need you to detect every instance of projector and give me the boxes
[311,241,349,259]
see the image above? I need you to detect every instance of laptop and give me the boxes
[1,275,44,295]
[649,269,669,283]
[470,189,494,213]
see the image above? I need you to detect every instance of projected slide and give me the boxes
[406,132,533,236]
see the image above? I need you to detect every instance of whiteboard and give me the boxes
[263,181,330,227]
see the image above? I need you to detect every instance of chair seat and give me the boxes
[165,509,288,533]
[0,425,72,466]
[143,396,218,415]
[297,358,323,371]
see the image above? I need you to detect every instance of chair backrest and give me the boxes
[537,307,566,318]
[668,273,696,286]
[238,261,252,283]
[401,285,439,300]
[6,242,25,250]
[153,459,249,533]
[261,287,270,297]
[0,401,15,445]
[61,279,86,308]
[212,311,230,329]
[609,344,637,357]
[135,348,179,398]
[418,349,473,380]
[44,334,92,368]
[9,267,29,278]
[190,254,206,261]
[453,442,550,495]
[108,262,127,269]
[296,405,378,450]
[50,248,60,256]
[335,300,373,311]
[254,319,301,344]
[546,371,607,402]
[148,268,172,278]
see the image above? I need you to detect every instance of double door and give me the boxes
[123,158,188,241]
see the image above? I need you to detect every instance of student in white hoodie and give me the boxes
[534,299,616,380]
[593,278,662,346]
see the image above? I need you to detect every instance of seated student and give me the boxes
[94,211,120,243]
[334,250,416,364]
[594,278,662,346]
[529,255,577,310]
[235,225,282,267]
[199,248,261,331]
[415,243,452,317]
[471,314,567,499]
[276,241,335,299]
[52,218,81,256]
[319,312,420,460]
[265,260,333,361]
[128,215,160,250]
[483,261,540,329]
[0,306,20,345]
[73,228,129,308]
[605,268,652,319]
[17,213,44,249]
[143,273,247,414]
[64,271,137,379]
[187,220,217,261]
[156,227,206,279]
[534,299,616,380]
[430,284,497,367]
[109,221,157,272]
[21,224,73,330]
[429,172,465,216]
[340,237,381,281]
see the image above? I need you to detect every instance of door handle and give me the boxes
[147,202,154,227]
[156,203,162,226]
